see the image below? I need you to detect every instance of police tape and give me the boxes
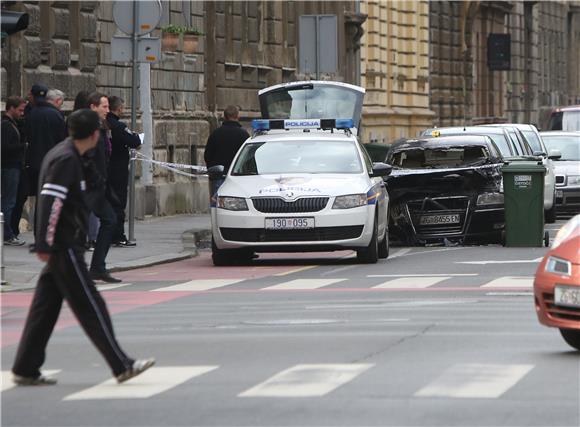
[133,153,207,178]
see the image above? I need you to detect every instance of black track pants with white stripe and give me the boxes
[12,247,134,378]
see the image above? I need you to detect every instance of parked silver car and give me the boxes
[540,131,580,215]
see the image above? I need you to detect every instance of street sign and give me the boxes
[111,35,161,63]
[299,15,338,77]
[112,0,162,36]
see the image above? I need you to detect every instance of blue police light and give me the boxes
[335,118,354,129]
[252,119,270,131]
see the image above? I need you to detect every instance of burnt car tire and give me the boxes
[378,227,389,259]
[357,218,379,264]
[559,328,580,351]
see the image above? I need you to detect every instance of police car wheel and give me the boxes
[378,226,389,259]
[357,217,379,264]
[212,239,233,266]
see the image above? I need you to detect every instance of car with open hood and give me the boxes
[209,81,391,265]
[384,135,504,246]
[534,214,580,350]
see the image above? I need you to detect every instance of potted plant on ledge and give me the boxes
[161,24,182,52]
[183,27,203,54]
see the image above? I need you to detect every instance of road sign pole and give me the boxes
[128,0,139,242]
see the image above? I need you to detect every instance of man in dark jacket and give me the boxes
[25,84,67,197]
[106,96,141,247]
[1,96,27,245]
[204,105,250,198]
[85,92,121,283]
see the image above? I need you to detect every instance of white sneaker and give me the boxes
[116,358,155,383]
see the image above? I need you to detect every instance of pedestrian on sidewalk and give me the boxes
[85,92,121,283]
[204,105,249,199]
[1,96,27,246]
[11,109,154,386]
[106,96,141,247]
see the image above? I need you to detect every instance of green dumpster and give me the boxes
[502,160,548,247]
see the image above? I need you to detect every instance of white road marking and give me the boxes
[97,283,132,291]
[456,258,542,265]
[263,278,345,290]
[320,265,357,277]
[275,266,318,276]
[2,370,61,392]
[388,248,413,259]
[414,363,533,398]
[373,276,451,289]
[150,279,243,292]
[63,366,217,400]
[368,274,477,277]
[238,364,373,397]
[481,277,534,288]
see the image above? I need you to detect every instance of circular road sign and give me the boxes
[113,0,162,36]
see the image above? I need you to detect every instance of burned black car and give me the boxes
[385,135,505,245]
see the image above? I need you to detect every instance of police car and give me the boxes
[208,81,391,266]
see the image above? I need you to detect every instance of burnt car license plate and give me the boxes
[419,214,461,226]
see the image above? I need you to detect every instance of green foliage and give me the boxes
[183,27,204,36]
[161,25,204,36]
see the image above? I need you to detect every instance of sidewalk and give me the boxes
[1,214,211,292]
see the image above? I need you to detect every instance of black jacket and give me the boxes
[204,121,250,173]
[35,138,88,253]
[83,128,111,210]
[106,112,141,169]
[1,114,25,168]
[26,101,66,171]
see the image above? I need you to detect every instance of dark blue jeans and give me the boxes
[89,199,116,273]
[1,168,21,240]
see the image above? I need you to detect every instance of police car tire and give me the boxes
[357,218,379,264]
[212,239,233,266]
[378,227,389,259]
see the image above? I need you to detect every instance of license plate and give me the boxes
[554,285,580,308]
[419,214,461,226]
[265,217,315,230]
[556,190,563,198]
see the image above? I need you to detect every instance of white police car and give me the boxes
[209,81,391,266]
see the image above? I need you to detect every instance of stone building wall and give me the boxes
[360,0,434,143]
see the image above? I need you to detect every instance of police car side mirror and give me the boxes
[548,149,562,160]
[207,165,226,179]
[371,162,392,177]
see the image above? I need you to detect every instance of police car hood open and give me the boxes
[220,174,371,199]
[258,81,365,133]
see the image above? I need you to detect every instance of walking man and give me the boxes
[11,109,154,386]
[1,96,27,246]
[106,96,141,247]
[204,105,250,198]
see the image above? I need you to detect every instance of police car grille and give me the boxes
[252,197,329,213]
[220,226,363,242]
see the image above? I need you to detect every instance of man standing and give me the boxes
[26,84,66,198]
[204,105,250,198]
[1,96,27,246]
[86,92,121,283]
[106,96,141,247]
[45,89,65,112]
[11,109,154,386]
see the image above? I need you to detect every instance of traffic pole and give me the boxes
[128,0,139,242]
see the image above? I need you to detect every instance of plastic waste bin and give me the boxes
[502,160,549,247]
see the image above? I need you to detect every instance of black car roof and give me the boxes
[421,126,506,136]
[391,135,494,150]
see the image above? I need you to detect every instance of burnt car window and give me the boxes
[390,146,490,169]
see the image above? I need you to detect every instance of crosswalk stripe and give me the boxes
[414,363,533,398]
[481,277,534,288]
[2,370,61,392]
[97,283,132,291]
[262,279,345,290]
[238,364,373,397]
[150,279,243,292]
[373,276,451,289]
[63,366,218,400]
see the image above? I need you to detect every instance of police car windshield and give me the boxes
[232,140,363,175]
[389,146,491,169]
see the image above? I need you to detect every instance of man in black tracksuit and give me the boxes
[106,96,141,246]
[11,109,154,386]
[204,105,250,198]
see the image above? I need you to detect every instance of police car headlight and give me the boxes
[567,175,580,186]
[217,196,248,211]
[477,192,504,205]
[332,194,367,209]
[545,256,571,276]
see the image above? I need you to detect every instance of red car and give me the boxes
[534,214,580,350]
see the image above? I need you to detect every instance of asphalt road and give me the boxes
[1,217,578,427]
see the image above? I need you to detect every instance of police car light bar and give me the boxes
[251,118,354,131]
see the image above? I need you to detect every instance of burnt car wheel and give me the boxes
[559,328,580,351]
[357,217,379,264]
[378,226,389,259]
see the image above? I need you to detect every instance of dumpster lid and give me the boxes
[502,160,545,173]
